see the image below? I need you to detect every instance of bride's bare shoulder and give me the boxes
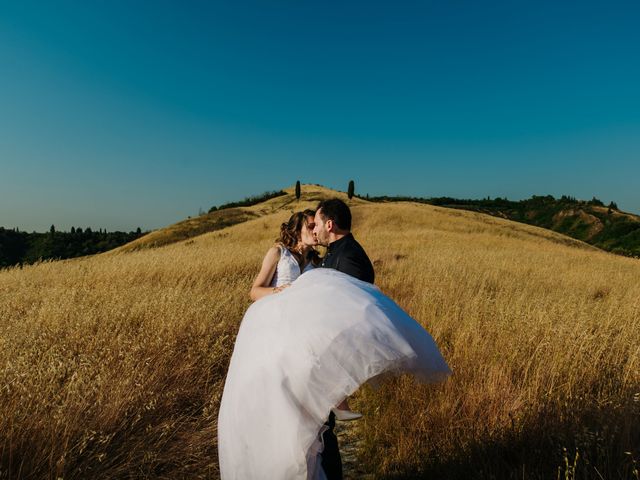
[265,243,283,259]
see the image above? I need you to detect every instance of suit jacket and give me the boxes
[320,233,375,284]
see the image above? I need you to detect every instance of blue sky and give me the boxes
[1,1,639,231]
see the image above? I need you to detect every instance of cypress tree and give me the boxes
[347,180,355,199]
[295,180,301,200]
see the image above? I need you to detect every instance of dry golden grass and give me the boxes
[117,207,260,251]
[1,186,639,479]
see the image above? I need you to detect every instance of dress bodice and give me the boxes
[270,245,315,287]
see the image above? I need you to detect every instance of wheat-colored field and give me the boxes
[1,186,639,479]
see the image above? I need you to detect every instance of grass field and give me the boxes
[1,185,638,479]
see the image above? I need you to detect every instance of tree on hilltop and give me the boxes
[295,180,301,200]
[347,180,355,200]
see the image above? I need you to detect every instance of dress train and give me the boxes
[218,269,451,479]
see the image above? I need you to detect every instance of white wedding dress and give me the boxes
[269,245,315,287]
[218,265,451,480]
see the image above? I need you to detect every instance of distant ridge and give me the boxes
[359,194,640,258]
[112,186,640,258]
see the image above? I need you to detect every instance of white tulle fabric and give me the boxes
[270,245,315,287]
[217,269,451,480]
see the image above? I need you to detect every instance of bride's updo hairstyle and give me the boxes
[278,209,316,250]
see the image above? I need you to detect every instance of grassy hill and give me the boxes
[114,184,366,252]
[363,194,640,257]
[451,198,640,257]
[1,185,638,479]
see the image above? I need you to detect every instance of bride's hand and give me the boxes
[272,284,291,294]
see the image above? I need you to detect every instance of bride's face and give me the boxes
[300,216,318,247]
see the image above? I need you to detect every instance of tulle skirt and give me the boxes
[217,268,451,479]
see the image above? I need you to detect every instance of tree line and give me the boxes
[357,192,618,210]
[0,226,144,268]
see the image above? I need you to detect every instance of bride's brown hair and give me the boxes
[278,209,315,249]
[277,210,320,266]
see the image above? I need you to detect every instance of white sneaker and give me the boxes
[331,407,363,421]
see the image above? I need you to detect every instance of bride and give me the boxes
[249,209,319,301]
[218,210,452,480]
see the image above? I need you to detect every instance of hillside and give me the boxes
[363,194,640,257]
[117,188,640,258]
[114,184,366,252]
[454,198,640,256]
[1,186,638,479]
[117,186,603,256]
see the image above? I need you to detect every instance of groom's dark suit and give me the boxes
[321,233,375,284]
[319,232,375,479]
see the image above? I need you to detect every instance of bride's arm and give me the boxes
[249,246,281,301]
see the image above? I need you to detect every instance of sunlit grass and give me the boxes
[1,187,638,479]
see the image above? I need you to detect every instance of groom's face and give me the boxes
[313,209,331,246]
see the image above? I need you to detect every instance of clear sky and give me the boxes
[1,1,639,232]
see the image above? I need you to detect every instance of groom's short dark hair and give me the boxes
[317,198,352,231]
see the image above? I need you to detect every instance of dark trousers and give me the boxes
[320,412,343,479]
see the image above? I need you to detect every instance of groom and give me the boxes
[312,198,375,479]
[313,198,374,284]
